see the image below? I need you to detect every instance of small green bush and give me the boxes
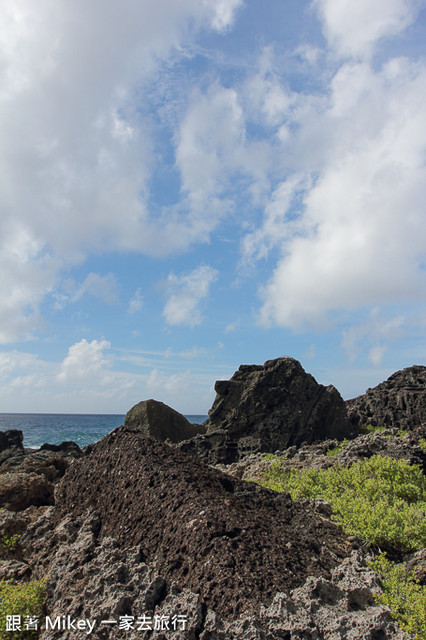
[325,438,349,457]
[358,423,386,435]
[260,455,426,552]
[0,534,20,554]
[397,429,409,438]
[263,453,279,461]
[370,554,426,639]
[0,579,45,640]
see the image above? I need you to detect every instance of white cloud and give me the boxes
[128,288,143,314]
[176,85,245,207]
[341,308,405,363]
[57,338,111,382]
[256,56,426,330]
[147,368,190,396]
[368,345,388,366]
[162,265,218,327]
[313,0,425,58]
[73,273,119,304]
[175,81,272,224]
[225,320,240,333]
[0,340,226,413]
[0,0,241,343]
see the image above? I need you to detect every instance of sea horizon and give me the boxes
[0,412,208,449]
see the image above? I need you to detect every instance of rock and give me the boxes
[346,364,426,431]
[0,472,54,511]
[36,510,408,639]
[0,559,32,581]
[0,429,24,452]
[405,548,426,585]
[124,398,206,443]
[179,357,352,464]
[55,426,353,619]
[0,429,24,466]
[223,428,426,483]
[254,552,409,640]
[39,441,83,456]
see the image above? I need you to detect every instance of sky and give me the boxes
[1,0,426,415]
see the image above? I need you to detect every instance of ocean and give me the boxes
[0,413,209,449]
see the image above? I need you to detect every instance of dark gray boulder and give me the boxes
[180,357,352,463]
[346,365,426,431]
[0,430,23,452]
[124,398,206,443]
[0,430,24,467]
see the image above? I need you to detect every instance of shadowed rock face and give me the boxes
[55,427,351,619]
[346,365,426,431]
[124,398,206,443]
[179,357,353,463]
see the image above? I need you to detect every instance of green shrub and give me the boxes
[397,429,409,438]
[358,424,386,435]
[0,534,20,554]
[260,455,426,552]
[369,554,426,639]
[0,579,45,640]
[325,438,349,457]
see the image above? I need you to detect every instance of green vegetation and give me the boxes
[260,455,426,552]
[263,453,279,461]
[258,454,426,638]
[419,438,426,454]
[358,423,387,435]
[0,534,20,555]
[358,424,409,439]
[397,429,409,438]
[325,438,349,457]
[369,554,426,640]
[0,579,45,639]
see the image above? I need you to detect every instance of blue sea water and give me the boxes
[0,413,208,449]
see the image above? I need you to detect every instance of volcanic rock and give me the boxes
[0,429,23,453]
[179,357,353,464]
[222,427,426,484]
[0,429,24,466]
[55,426,353,620]
[124,398,206,443]
[346,364,426,431]
[35,509,407,640]
[0,472,54,511]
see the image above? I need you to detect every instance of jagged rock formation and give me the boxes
[21,509,406,640]
[1,360,424,639]
[124,398,206,443]
[0,429,24,465]
[55,426,353,619]
[346,364,426,431]
[179,357,353,464]
[0,431,83,511]
[220,426,426,484]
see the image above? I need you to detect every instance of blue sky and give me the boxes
[1,0,426,414]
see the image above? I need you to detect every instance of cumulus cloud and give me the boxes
[162,265,218,327]
[255,56,426,330]
[313,0,425,58]
[57,338,111,382]
[0,0,241,343]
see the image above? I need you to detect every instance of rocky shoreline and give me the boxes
[1,357,425,639]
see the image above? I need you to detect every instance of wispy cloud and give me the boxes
[128,288,143,314]
[162,265,219,327]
